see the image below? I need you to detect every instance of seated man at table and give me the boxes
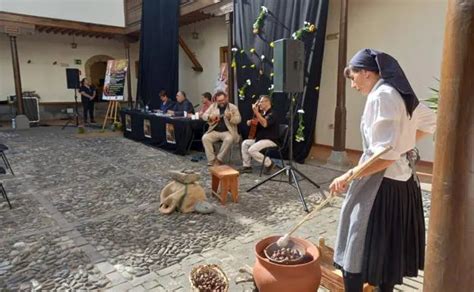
[198,92,213,116]
[201,91,241,166]
[158,90,175,113]
[239,95,280,174]
[169,91,194,117]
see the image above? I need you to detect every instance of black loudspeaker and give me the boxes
[66,68,80,89]
[273,39,305,93]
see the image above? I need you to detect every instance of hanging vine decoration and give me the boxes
[292,21,317,40]
[259,55,266,75]
[231,47,238,68]
[238,79,252,100]
[295,109,305,142]
[268,84,274,97]
[253,6,268,34]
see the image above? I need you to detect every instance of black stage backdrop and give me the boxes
[137,0,179,109]
[234,0,328,163]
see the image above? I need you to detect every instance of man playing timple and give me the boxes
[240,95,280,174]
[201,91,241,166]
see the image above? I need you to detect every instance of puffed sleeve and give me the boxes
[368,92,403,160]
[415,102,436,134]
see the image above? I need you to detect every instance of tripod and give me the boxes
[62,89,80,129]
[247,93,320,212]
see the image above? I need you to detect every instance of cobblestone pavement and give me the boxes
[0,127,429,291]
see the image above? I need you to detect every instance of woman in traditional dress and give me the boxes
[330,49,436,292]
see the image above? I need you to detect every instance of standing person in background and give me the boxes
[79,78,96,124]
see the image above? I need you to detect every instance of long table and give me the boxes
[120,110,206,155]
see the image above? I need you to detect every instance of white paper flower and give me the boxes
[292,32,296,39]
[304,21,309,25]
[261,55,265,60]
[297,109,305,114]
[268,84,274,91]
[231,47,238,52]
[261,6,268,13]
[246,79,252,86]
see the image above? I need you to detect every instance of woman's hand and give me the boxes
[329,170,353,193]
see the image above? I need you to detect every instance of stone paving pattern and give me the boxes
[0,127,429,291]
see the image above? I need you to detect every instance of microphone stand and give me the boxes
[246,92,321,212]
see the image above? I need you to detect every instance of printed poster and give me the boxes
[166,123,176,144]
[102,59,128,101]
[144,119,151,138]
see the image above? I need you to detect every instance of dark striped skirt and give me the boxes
[362,175,425,286]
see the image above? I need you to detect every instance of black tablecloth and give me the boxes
[120,110,205,155]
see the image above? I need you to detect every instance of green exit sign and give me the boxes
[74,59,82,65]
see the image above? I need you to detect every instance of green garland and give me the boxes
[295,109,305,142]
[253,6,268,34]
[231,47,238,68]
[292,21,317,40]
[238,79,252,100]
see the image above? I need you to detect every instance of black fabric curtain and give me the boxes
[137,0,179,110]
[234,0,328,163]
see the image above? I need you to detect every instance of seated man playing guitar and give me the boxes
[240,95,280,174]
[201,91,241,166]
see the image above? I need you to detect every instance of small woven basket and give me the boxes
[189,264,229,292]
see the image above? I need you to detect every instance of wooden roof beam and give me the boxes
[178,35,203,72]
[0,11,125,35]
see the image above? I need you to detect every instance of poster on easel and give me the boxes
[102,59,128,101]
[166,123,176,144]
[144,119,151,138]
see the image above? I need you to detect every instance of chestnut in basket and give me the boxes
[192,269,226,292]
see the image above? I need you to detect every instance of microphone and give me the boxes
[193,103,200,108]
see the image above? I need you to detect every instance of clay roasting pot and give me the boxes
[253,236,322,291]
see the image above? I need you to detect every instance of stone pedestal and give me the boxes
[325,150,352,171]
[15,115,30,129]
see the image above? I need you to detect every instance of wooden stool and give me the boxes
[209,165,239,205]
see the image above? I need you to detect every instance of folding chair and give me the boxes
[259,124,289,177]
[0,144,14,175]
[0,167,12,209]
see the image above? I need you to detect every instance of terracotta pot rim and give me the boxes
[255,235,320,268]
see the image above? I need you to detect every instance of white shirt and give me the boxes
[361,79,436,181]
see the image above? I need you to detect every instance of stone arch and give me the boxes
[84,54,114,82]
[85,55,114,100]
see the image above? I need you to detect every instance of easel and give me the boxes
[102,100,121,130]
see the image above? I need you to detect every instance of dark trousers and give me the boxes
[81,97,95,122]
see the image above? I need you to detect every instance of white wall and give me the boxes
[0,33,137,102]
[0,0,125,27]
[178,16,228,106]
[317,0,447,162]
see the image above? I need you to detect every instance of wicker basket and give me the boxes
[189,264,229,292]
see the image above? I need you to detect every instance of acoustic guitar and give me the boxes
[248,98,262,139]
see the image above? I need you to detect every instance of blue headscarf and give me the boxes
[349,49,419,117]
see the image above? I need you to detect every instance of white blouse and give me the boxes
[361,79,436,181]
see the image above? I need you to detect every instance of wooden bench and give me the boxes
[209,165,239,205]
[318,238,375,291]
